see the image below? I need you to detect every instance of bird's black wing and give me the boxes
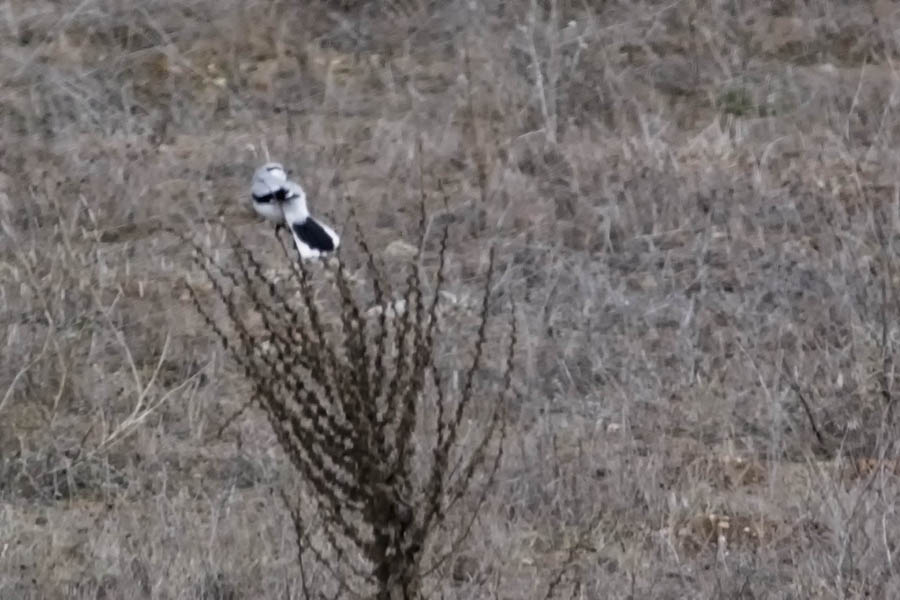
[292,217,337,252]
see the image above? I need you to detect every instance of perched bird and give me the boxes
[249,162,340,259]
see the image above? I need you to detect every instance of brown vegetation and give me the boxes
[4,0,900,598]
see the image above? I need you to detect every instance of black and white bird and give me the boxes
[250,163,340,259]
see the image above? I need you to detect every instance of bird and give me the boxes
[249,162,340,259]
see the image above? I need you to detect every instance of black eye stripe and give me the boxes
[254,187,293,204]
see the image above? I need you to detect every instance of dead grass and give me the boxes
[5,0,900,597]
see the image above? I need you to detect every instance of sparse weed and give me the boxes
[174,193,515,598]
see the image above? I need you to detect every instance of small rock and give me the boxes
[384,240,418,260]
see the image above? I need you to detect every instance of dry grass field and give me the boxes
[4,0,900,597]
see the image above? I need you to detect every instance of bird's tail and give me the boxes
[290,216,340,259]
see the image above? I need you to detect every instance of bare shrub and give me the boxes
[174,194,516,598]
